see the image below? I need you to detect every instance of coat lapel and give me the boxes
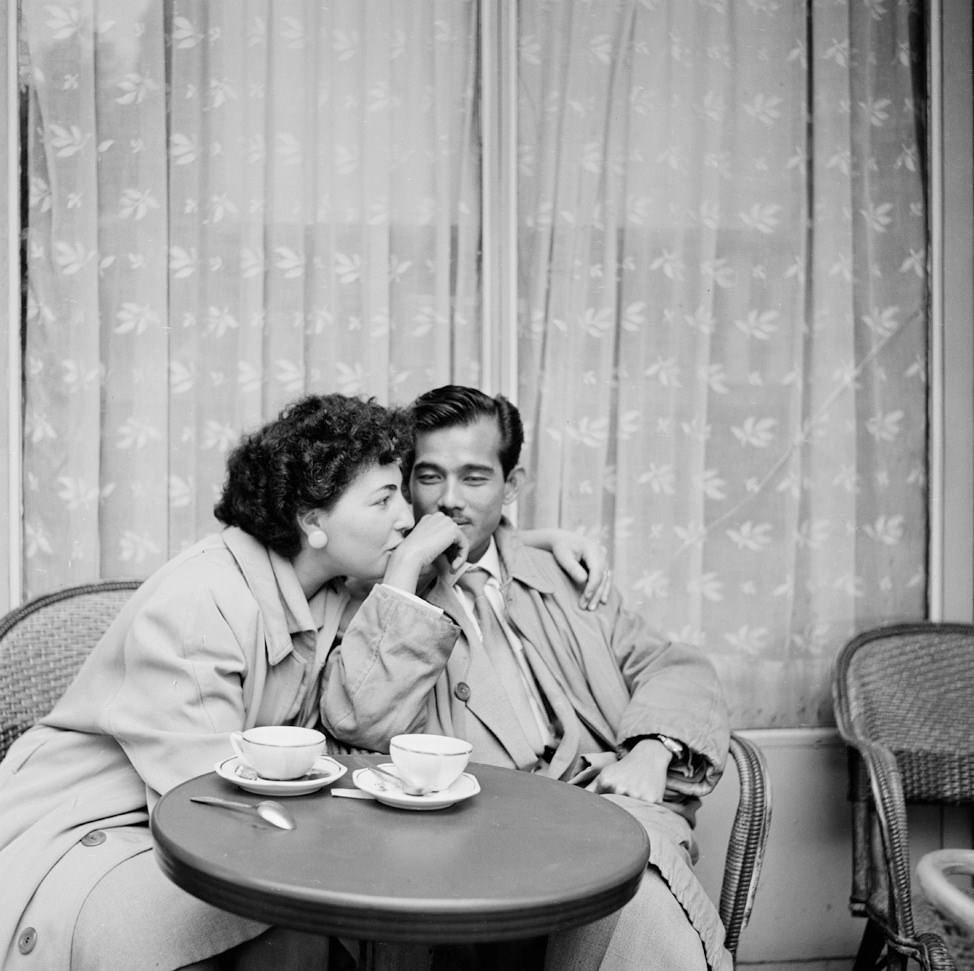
[500,580,617,752]
[517,638,582,779]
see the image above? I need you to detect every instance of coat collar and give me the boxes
[489,520,557,595]
[220,526,333,666]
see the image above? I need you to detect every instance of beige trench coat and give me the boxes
[0,527,459,969]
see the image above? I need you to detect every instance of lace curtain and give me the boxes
[15,0,928,727]
[515,1,928,726]
[20,0,482,578]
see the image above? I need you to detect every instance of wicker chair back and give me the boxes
[0,580,142,761]
[833,621,974,971]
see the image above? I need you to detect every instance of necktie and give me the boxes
[456,569,550,754]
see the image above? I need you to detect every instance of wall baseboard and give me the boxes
[694,728,863,963]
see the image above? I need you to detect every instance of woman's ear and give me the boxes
[297,509,328,549]
[297,509,320,535]
[503,467,526,505]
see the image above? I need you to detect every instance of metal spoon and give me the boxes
[366,763,429,796]
[190,795,296,830]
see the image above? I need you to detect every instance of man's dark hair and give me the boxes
[410,385,524,477]
[214,393,412,558]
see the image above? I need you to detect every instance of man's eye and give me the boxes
[465,476,488,485]
[415,474,440,485]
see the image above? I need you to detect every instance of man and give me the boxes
[322,385,732,971]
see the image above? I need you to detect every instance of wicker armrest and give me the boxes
[720,732,772,960]
[852,735,915,935]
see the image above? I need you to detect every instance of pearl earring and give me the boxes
[308,528,328,550]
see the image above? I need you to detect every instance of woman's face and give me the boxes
[316,462,415,580]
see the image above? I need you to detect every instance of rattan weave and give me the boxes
[0,580,142,761]
[833,622,974,971]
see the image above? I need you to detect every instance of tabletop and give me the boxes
[150,754,650,945]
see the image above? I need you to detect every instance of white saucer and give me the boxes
[215,755,346,797]
[352,764,480,811]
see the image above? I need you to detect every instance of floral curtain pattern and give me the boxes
[16,0,929,728]
[516,0,928,726]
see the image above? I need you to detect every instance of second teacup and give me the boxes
[389,733,473,793]
[230,725,326,780]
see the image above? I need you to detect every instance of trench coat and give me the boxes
[0,526,458,970]
[321,521,732,969]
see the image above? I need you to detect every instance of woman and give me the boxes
[0,393,604,971]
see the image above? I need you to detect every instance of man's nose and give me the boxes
[437,478,462,512]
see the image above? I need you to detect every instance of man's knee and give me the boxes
[544,869,708,971]
[600,868,707,971]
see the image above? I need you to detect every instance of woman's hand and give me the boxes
[522,528,612,610]
[383,513,469,593]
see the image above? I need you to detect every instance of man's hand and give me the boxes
[593,738,673,804]
[383,513,469,592]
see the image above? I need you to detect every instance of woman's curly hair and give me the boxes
[214,394,413,558]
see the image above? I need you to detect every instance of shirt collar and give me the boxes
[460,538,502,586]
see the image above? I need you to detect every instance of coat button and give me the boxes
[454,682,471,702]
[18,927,37,954]
[80,829,107,846]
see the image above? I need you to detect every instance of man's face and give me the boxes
[409,417,522,563]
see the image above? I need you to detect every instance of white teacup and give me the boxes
[229,726,326,780]
[389,733,473,793]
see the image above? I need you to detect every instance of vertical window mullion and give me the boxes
[479,0,519,400]
[4,0,22,609]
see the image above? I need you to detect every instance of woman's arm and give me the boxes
[520,528,612,610]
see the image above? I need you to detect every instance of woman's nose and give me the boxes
[394,493,415,531]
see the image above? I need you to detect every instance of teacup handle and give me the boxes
[229,732,255,770]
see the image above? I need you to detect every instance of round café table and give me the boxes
[151,755,649,964]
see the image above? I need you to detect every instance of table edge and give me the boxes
[151,760,650,942]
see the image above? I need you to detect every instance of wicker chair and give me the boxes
[720,732,773,963]
[0,580,142,761]
[833,622,974,971]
